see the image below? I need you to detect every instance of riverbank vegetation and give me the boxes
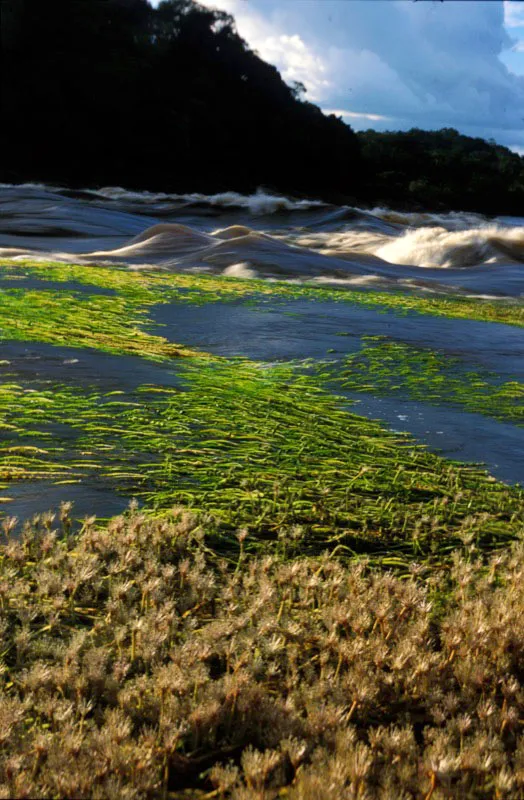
[3,0,524,213]
[0,259,523,796]
[2,508,524,799]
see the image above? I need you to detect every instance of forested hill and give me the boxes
[2,0,524,213]
[1,0,360,199]
[358,128,524,215]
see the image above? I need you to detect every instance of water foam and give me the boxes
[222,263,258,279]
[93,186,327,214]
[376,225,524,268]
[369,207,489,231]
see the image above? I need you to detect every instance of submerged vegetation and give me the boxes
[0,260,522,563]
[0,257,523,796]
[328,336,524,426]
[0,277,200,362]
[1,357,523,563]
[2,259,524,329]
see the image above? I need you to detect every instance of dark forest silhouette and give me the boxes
[2,0,524,213]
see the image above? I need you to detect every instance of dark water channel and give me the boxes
[0,342,182,527]
[0,341,182,390]
[152,297,524,485]
[153,298,524,379]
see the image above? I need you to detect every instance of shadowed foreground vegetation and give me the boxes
[2,506,524,798]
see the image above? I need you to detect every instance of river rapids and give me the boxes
[1,183,523,298]
[0,182,523,508]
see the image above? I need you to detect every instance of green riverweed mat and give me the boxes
[0,284,200,362]
[0,259,522,564]
[0,258,522,565]
[1,258,523,328]
[322,336,524,426]
[0,357,523,563]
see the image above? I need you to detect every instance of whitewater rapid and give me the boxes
[0,183,523,297]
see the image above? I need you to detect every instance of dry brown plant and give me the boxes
[0,505,523,798]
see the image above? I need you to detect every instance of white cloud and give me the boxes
[195,0,524,150]
[252,34,330,100]
[198,0,331,99]
[504,1,524,28]
[323,109,391,122]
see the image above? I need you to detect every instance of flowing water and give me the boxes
[1,182,523,296]
[0,183,523,522]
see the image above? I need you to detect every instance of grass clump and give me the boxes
[327,336,524,426]
[0,287,199,362]
[1,505,524,798]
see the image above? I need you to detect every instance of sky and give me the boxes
[166,0,524,155]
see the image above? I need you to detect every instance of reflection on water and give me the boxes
[2,482,133,533]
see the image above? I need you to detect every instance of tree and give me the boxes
[1,0,361,199]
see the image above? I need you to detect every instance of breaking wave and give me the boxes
[368,207,489,231]
[375,226,524,268]
[0,183,523,297]
[2,184,328,216]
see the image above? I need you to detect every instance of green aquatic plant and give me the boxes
[329,337,524,426]
[0,359,523,562]
[0,258,522,563]
[1,258,523,328]
[0,287,200,361]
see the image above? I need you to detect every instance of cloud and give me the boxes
[196,0,331,99]
[323,109,392,123]
[199,0,524,151]
[504,1,524,28]
[251,33,331,100]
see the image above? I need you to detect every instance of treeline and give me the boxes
[358,127,524,215]
[1,0,359,200]
[2,0,524,213]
